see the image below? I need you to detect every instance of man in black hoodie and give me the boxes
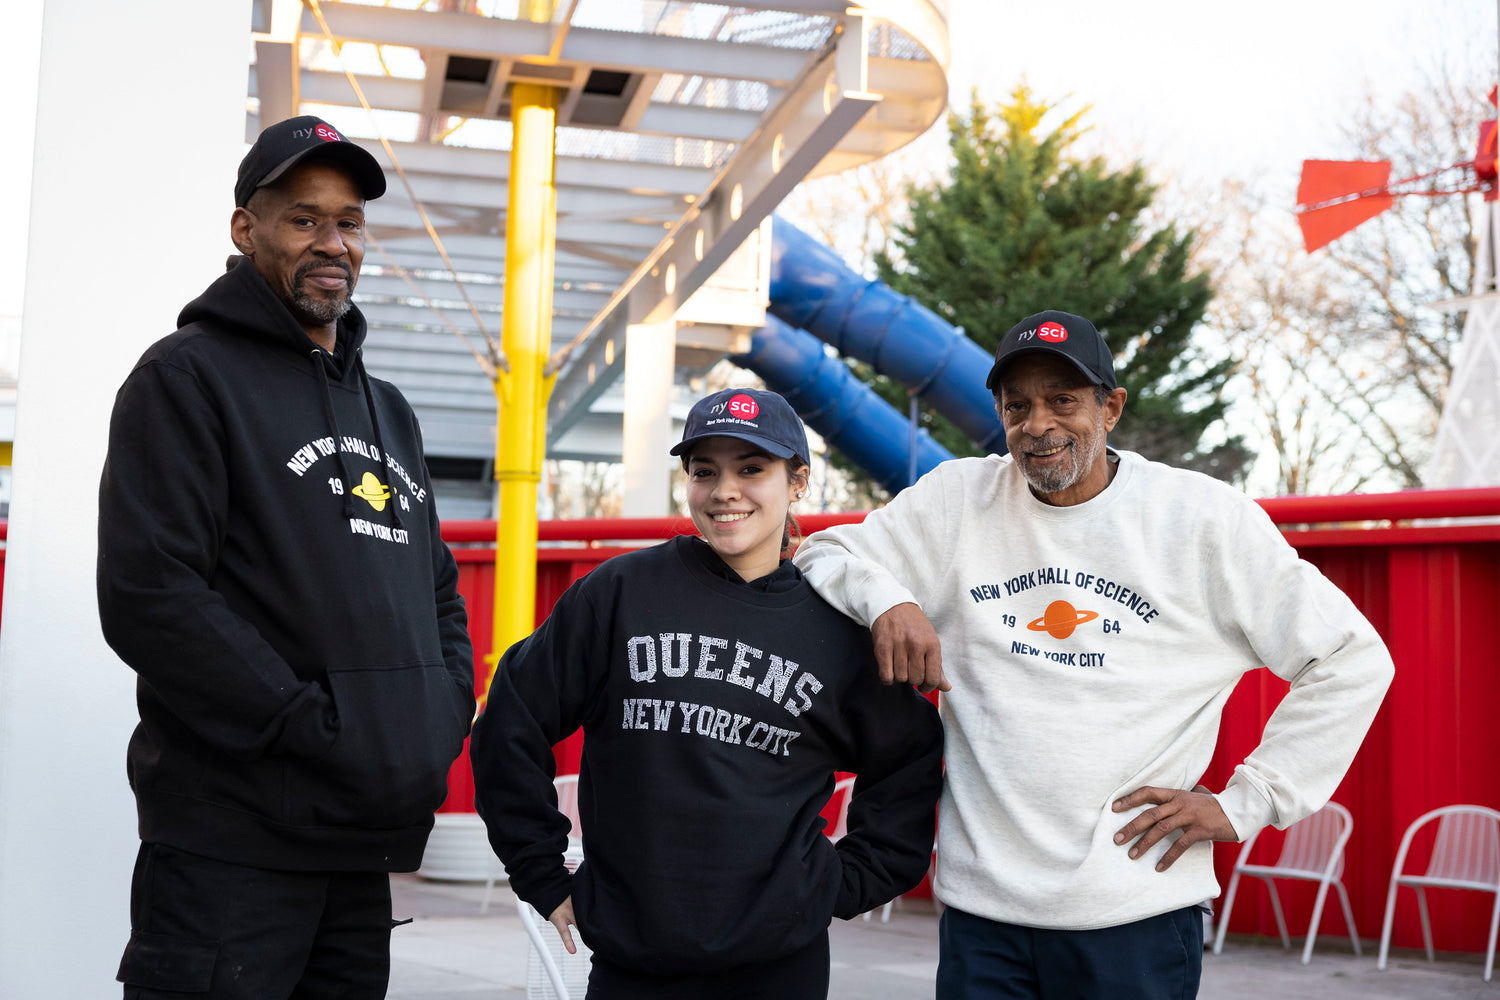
[98,117,475,999]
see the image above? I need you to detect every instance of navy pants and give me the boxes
[937,904,1203,1000]
[117,843,394,1000]
[586,931,830,999]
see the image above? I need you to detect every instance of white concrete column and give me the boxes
[0,2,251,996]
[621,321,677,516]
[0,1,43,378]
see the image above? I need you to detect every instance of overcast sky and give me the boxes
[947,0,1494,188]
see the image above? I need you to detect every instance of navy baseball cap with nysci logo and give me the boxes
[235,115,387,208]
[985,310,1117,392]
[670,388,810,463]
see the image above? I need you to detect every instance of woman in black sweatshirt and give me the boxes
[470,387,944,999]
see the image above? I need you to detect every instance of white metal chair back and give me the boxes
[1275,800,1351,881]
[1210,801,1359,964]
[1377,803,1500,983]
[1426,808,1500,887]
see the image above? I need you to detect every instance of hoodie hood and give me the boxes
[177,256,368,367]
[176,255,393,527]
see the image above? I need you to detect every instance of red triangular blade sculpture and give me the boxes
[1296,159,1394,252]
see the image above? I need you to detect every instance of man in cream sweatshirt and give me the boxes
[793,309,1394,999]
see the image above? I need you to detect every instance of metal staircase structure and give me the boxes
[249,0,952,513]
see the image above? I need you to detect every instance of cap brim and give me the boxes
[256,143,387,202]
[670,431,800,460]
[985,346,1112,391]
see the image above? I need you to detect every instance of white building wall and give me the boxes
[0,2,251,995]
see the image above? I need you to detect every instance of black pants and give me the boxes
[117,843,394,1000]
[936,904,1203,1000]
[586,931,831,1000]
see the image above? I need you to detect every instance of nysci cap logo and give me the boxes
[315,123,342,143]
[1037,321,1069,343]
[727,393,759,422]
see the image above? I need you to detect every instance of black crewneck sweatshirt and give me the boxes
[471,534,943,975]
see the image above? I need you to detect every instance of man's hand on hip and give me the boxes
[872,602,950,694]
[1112,784,1239,871]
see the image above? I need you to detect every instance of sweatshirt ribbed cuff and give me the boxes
[516,865,574,921]
[1214,778,1278,841]
[853,579,922,630]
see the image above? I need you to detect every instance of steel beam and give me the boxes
[547,13,880,441]
[295,68,764,143]
[300,4,810,86]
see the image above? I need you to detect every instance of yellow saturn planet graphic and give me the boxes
[352,471,393,511]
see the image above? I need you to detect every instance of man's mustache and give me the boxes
[296,261,353,285]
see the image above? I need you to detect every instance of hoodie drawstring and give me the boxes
[355,348,403,531]
[311,349,359,520]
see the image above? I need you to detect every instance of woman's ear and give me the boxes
[790,464,810,500]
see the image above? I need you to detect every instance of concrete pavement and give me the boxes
[387,875,1494,999]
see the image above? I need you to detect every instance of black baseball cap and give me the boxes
[670,388,810,463]
[235,116,387,208]
[984,310,1117,391]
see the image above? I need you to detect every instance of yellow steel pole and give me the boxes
[484,81,560,705]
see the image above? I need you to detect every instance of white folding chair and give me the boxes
[1212,801,1360,963]
[1377,804,1500,982]
[518,843,591,1000]
[484,775,589,999]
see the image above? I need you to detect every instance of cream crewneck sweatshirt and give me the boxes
[794,450,1393,930]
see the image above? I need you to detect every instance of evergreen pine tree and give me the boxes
[872,86,1248,483]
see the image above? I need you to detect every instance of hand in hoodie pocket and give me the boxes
[291,658,471,829]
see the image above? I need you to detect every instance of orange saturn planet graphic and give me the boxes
[1027,599,1099,640]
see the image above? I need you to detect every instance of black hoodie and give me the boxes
[97,258,474,872]
[470,535,944,975]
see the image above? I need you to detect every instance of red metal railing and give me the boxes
[439,486,1500,546]
[1257,486,1500,522]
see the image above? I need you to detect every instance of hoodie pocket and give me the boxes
[289,659,470,829]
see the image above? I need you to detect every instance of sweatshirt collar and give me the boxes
[1011,447,1133,519]
[678,536,807,600]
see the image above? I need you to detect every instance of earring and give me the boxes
[796,491,806,499]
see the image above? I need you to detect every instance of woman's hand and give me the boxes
[548,896,579,954]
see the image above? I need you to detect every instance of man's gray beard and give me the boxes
[292,291,353,327]
[1020,424,1106,496]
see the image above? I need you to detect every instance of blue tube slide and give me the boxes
[731,316,953,494]
[767,216,1007,455]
